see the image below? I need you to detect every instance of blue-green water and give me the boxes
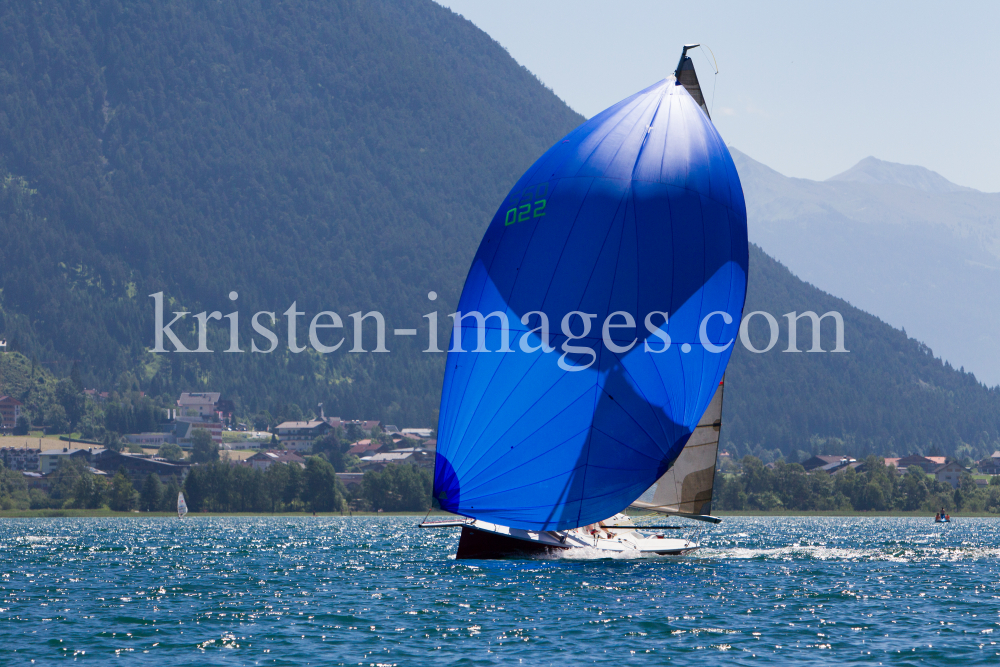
[1,516,998,665]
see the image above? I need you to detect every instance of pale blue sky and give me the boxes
[436,1,1000,192]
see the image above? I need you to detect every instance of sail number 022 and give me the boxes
[504,183,547,226]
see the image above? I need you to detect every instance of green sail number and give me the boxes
[504,183,548,226]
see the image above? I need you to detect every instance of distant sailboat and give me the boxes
[423,44,747,557]
[177,491,188,519]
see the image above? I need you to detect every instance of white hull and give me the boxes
[424,514,698,559]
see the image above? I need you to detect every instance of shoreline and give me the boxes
[0,509,451,518]
[713,509,993,518]
[0,509,995,519]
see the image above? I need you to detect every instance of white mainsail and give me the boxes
[177,491,188,519]
[630,380,725,522]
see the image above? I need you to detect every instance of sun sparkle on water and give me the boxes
[1,515,998,664]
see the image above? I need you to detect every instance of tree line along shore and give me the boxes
[715,455,1000,514]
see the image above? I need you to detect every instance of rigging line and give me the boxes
[699,44,719,117]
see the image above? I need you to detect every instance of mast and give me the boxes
[674,43,711,119]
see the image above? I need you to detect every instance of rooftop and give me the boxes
[249,450,305,464]
[40,447,89,456]
[362,451,417,463]
[275,420,328,430]
[177,392,221,405]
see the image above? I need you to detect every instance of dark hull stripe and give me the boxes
[456,526,566,559]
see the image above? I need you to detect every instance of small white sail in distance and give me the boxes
[177,491,188,519]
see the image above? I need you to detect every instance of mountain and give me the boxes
[0,0,998,461]
[0,0,583,426]
[827,156,977,193]
[732,148,1000,387]
[723,245,1000,462]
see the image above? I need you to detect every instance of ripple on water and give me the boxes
[0,515,999,664]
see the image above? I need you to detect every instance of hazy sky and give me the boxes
[436,1,1000,192]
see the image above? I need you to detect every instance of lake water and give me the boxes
[1,516,998,665]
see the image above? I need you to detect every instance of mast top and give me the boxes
[675,44,701,77]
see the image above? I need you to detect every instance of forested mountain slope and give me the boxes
[724,245,1000,462]
[0,0,997,460]
[0,0,583,424]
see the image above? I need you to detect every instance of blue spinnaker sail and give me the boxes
[434,75,748,530]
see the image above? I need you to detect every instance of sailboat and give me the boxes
[423,45,748,558]
[177,491,188,519]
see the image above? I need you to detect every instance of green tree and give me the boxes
[899,467,930,511]
[70,470,107,509]
[0,466,30,510]
[103,431,125,453]
[253,411,274,431]
[55,378,85,429]
[13,416,30,436]
[157,442,184,461]
[715,474,746,510]
[190,429,219,463]
[109,468,138,511]
[47,404,70,434]
[312,433,346,470]
[304,456,343,512]
[345,424,365,443]
[161,479,182,512]
[360,465,431,512]
[140,473,163,511]
[263,463,292,512]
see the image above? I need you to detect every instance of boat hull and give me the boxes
[450,520,698,559]
[456,525,566,559]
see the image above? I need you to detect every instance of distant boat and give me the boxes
[177,492,188,519]
[424,45,747,558]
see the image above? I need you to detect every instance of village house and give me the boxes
[274,420,332,452]
[245,450,306,471]
[886,454,947,475]
[401,428,433,439]
[360,450,418,470]
[0,445,40,471]
[884,455,966,489]
[176,392,221,418]
[387,447,434,469]
[0,395,23,432]
[335,472,364,491]
[125,433,169,448]
[931,460,964,489]
[801,455,858,474]
[39,447,92,474]
[359,448,433,471]
[170,417,223,446]
[21,471,51,491]
[347,439,383,456]
[92,450,190,486]
[977,451,1000,475]
[338,419,380,434]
